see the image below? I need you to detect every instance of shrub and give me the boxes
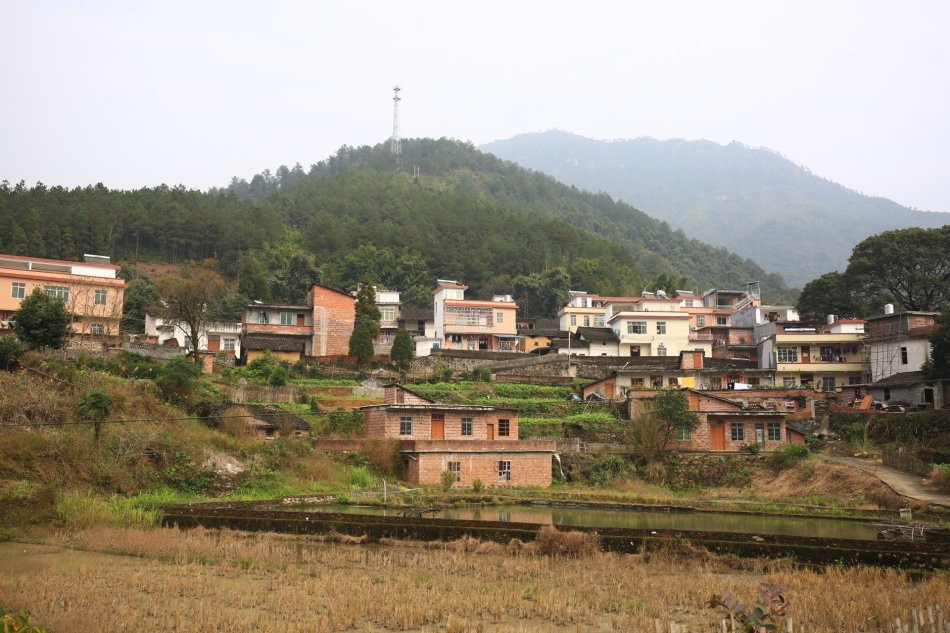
[430,365,454,383]
[348,465,374,490]
[932,464,950,494]
[743,443,762,455]
[156,356,201,406]
[361,437,401,476]
[0,337,25,370]
[472,478,483,492]
[766,444,810,471]
[534,525,599,557]
[440,469,456,492]
[268,364,289,387]
[580,454,633,487]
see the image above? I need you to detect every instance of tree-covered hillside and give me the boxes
[481,130,950,286]
[0,138,794,318]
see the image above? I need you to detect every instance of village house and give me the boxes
[361,384,555,487]
[627,388,790,452]
[0,253,125,340]
[144,314,242,357]
[863,305,945,408]
[557,291,611,332]
[580,350,769,399]
[607,292,712,357]
[397,307,439,357]
[359,288,400,354]
[433,280,518,352]
[758,316,867,392]
[517,317,568,353]
[242,283,355,362]
[552,326,619,356]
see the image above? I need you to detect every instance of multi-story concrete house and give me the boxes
[607,294,711,357]
[758,316,867,391]
[0,253,125,340]
[553,326,620,356]
[242,284,355,362]
[863,305,944,408]
[370,289,400,354]
[361,384,555,487]
[558,291,612,332]
[628,388,791,452]
[433,280,518,352]
[143,314,242,357]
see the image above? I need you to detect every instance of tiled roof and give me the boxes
[870,371,929,388]
[243,335,307,352]
[575,327,619,342]
[398,308,434,322]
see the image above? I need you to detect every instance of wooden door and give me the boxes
[801,346,810,363]
[296,314,305,326]
[431,415,444,440]
[486,424,494,441]
[604,383,615,400]
[709,424,725,451]
[207,336,220,352]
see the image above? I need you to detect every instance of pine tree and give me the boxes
[348,323,375,366]
[390,329,414,369]
[354,277,381,340]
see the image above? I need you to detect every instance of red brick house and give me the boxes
[361,385,555,488]
[628,388,790,452]
[242,284,355,361]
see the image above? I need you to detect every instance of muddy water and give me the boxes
[277,503,881,540]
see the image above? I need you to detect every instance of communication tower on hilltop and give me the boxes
[391,85,402,169]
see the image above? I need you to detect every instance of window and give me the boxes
[280,312,294,326]
[45,286,69,301]
[777,347,798,363]
[447,461,461,482]
[498,460,511,482]
[631,377,644,387]
[717,316,727,326]
[461,417,473,436]
[626,321,647,334]
[498,419,510,436]
[265,428,276,439]
[819,346,834,362]
[696,315,705,327]
[381,306,395,322]
[668,377,678,386]
[684,300,693,307]
[767,423,782,441]
[849,376,862,385]
[90,323,104,336]
[399,416,412,436]
[583,315,590,327]
[657,343,666,356]
[675,427,691,441]
[94,289,107,305]
[570,314,576,326]
[11,283,25,299]
[650,375,663,388]
[258,311,269,324]
[730,422,745,441]
[822,377,836,392]
[223,338,236,352]
[883,388,891,401]
[900,347,908,365]
[783,376,796,388]
[656,322,666,335]
[594,315,605,327]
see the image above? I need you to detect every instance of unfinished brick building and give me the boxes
[361,385,555,488]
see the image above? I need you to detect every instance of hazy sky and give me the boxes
[2,1,949,213]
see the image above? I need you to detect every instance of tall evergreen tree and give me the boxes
[14,287,73,350]
[354,278,381,340]
[348,324,375,366]
[390,329,414,370]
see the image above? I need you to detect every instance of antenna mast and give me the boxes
[391,85,402,170]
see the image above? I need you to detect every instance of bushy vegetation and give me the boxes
[932,464,950,494]
[0,337,25,370]
[765,444,810,472]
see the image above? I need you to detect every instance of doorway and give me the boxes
[755,423,765,445]
[486,423,495,441]
[431,414,444,440]
[709,424,725,450]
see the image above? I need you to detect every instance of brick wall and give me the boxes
[411,451,551,487]
[667,415,788,451]
[311,285,355,357]
[384,385,431,405]
[364,408,520,441]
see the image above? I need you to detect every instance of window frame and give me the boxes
[819,346,834,362]
[656,321,667,335]
[656,343,667,356]
[279,312,294,326]
[777,347,798,363]
[495,311,504,323]
[258,311,269,324]
[399,416,413,436]
[447,461,461,482]
[696,315,705,328]
[223,338,236,351]
[45,286,70,302]
[460,417,473,436]
[89,323,104,336]
[730,422,745,441]
[497,460,511,482]
[900,346,908,365]
[783,376,796,388]
[594,315,605,327]
[380,306,395,322]
[675,427,691,441]
[11,282,26,299]
[716,316,727,326]
[94,289,108,305]
[767,422,782,441]
[626,321,647,335]
[498,419,510,436]
[822,376,836,392]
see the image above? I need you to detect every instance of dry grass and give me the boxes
[0,527,945,632]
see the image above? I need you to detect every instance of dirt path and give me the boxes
[817,454,950,507]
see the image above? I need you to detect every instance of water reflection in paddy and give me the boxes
[276,503,880,541]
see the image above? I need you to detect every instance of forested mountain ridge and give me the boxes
[480,130,950,286]
[0,138,793,317]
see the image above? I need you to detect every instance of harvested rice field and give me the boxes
[0,527,947,632]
